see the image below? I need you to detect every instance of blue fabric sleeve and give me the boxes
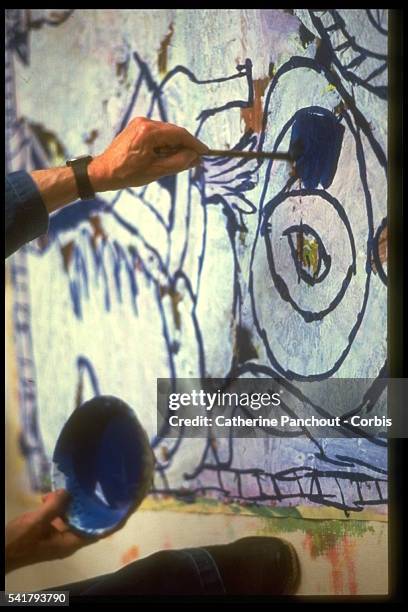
[5,170,49,258]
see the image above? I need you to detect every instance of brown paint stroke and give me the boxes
[89,215,108,250]
[160,445,170,461]
[158,23,174,74]
[60,218,107,272]
[84,129,99,145]
[75,372,83,408]
[60,240,75,272]
[327,544,344,594]
[296,230,304,266]
[233,325,258,365]
[241,77,270,133]
[160,285,182,330]
[371,225,387,273]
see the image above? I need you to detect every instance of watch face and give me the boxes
[67,155,93,164]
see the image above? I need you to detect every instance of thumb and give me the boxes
[156,148,199,173]
[36,489,71,522]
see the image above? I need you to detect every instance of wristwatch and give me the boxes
[66,155,95,200]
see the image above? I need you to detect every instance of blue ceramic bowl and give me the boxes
[52,396,154,536]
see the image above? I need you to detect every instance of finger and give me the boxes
[59,530,96,553]
[42,491,57,505]
[159,125,209,155]
[51,516,70,532]
[35,489,71,522]
[154,148,199,174]
[43,531,86,561]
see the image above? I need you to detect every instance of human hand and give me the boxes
[5,490,93,573]
[88,117,209,192]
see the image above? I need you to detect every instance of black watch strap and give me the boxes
[66,155,95,200]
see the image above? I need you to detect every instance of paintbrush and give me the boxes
[154,144,303,163]
[204,149,294,162]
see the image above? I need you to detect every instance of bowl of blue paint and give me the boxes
[52,396,154,536]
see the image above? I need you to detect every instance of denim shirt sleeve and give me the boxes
[5,170,49,258]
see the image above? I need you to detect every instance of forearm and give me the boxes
[29,157,108,215]
[5,118,206,259]
[30,166,81,214]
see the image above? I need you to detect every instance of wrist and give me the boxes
[87,155,109,193]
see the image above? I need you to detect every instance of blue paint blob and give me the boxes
[52,396,153,536]
[289,107,345,190]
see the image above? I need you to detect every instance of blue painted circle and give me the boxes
[52,395,153,536]
[261,189,357,323]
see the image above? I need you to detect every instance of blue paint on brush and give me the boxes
[289,106,345,190]
[52,396,152,536]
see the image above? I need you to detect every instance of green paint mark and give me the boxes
[300,235,319,277]
[258,515,374,558]
[40,472,52,492]
[247,504,302,520]
[198,497,221,508]
[145,496,383,559]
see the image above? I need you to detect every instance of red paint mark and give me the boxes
[303,532,359,595]
[327,544,344,594]
[241,77,270,133]
[302,532,313,555]
[343,535,358,595]
[121,545,140,566]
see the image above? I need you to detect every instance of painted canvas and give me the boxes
[6,9,388,518]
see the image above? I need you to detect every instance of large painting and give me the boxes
[6,9,388,517]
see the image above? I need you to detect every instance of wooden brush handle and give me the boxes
[154,146,293,162]
[205,149,293,161]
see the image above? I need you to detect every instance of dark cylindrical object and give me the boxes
[52,396,154,536]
